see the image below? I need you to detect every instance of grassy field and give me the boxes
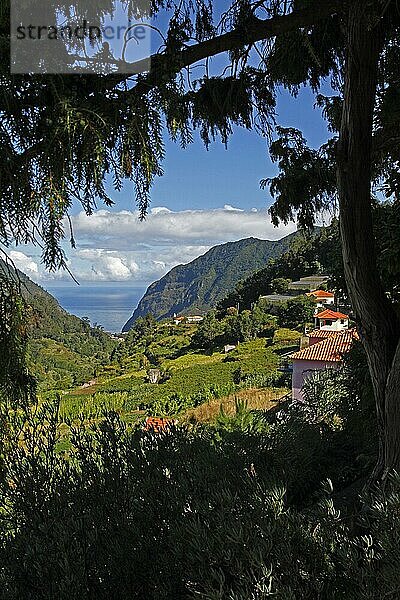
[183,387,287,423]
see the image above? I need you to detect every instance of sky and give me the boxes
[8,4,332,290]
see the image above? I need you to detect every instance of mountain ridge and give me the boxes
[122,233,298,331]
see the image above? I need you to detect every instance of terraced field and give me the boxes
[56,332,297,423]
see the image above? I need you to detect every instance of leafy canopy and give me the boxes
[0,0,346,271]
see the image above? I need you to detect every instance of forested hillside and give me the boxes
[0,259,117,390]
[122,234,297,330]
[218,223,343,311]
[218,206,400,314]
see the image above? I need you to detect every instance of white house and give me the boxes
[315,309,349,332]
[187,315,204,324]
[306,289,335,313]
[173,315,204,325]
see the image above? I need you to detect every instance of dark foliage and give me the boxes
[0,348,392,599]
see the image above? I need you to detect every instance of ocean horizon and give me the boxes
[45,284,147,333]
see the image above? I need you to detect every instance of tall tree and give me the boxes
[337,1,400,481]
[1,0,400,479]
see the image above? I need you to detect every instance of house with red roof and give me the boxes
[307,289,335,313]
[306,328,339,346]
[307,289,335,302]
[315,309,349,332]
[290,330,358,400]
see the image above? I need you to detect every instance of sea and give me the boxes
[45,285,147,333]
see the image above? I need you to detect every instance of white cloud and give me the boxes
[9,206,298,284]
[223,204,244,212]
[150,207,173,215]
[8,251,40,280]
[69,205,296,250]
[74,249,139,281]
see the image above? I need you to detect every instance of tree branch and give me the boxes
[13,1,343,164]
[120,0,343,99]
[372,127,400,156]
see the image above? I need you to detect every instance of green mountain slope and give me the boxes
[0,260,99,341]
[123,234,297,331]
[0,259,117,390]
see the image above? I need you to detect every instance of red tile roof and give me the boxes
[291,330,358,363]
[144,417,175,432]
[307,329,339,339]
[307,289,335,298]
[316,309,349,320]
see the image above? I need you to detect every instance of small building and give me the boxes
[290,330,358,400]
[148,369,161,384]
[187,315,204,324]
[224,344,236,354]
[307,289,335,304]
[173,315,204,325]
[173,316,186,325]
[259,294,293,304]
[288,275,329,292]
[315,309,349,332]
[307,289,335,313]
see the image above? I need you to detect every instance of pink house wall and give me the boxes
[292,359,340,401]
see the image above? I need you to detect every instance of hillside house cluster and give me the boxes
[289,307,355,401]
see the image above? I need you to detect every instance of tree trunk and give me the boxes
[337,0,400,481]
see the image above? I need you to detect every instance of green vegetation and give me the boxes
[1,343,392,600]
[3,1,400,594]
[218,225,340,311]
[193,300,279,350]
[48,291,308,424]
[7,245,316,426]
[29,338,99,391]
[2,221,399,600]
[0,261,118,393]
[59,337,285,421]
[276,295,315,329]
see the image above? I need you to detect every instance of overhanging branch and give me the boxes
[118,0,343,98]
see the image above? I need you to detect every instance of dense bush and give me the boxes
[0,352,389,600]
[2,278,392,599]
[276,295,315,330]
[193,302,278,350]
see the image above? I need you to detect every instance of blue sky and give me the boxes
[147,86,329,212]
[9,4,333,289]
[11,86,331,288]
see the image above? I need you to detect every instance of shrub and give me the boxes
[274,327,302,345]
[276,296,315,329]
[0,398,395,600]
